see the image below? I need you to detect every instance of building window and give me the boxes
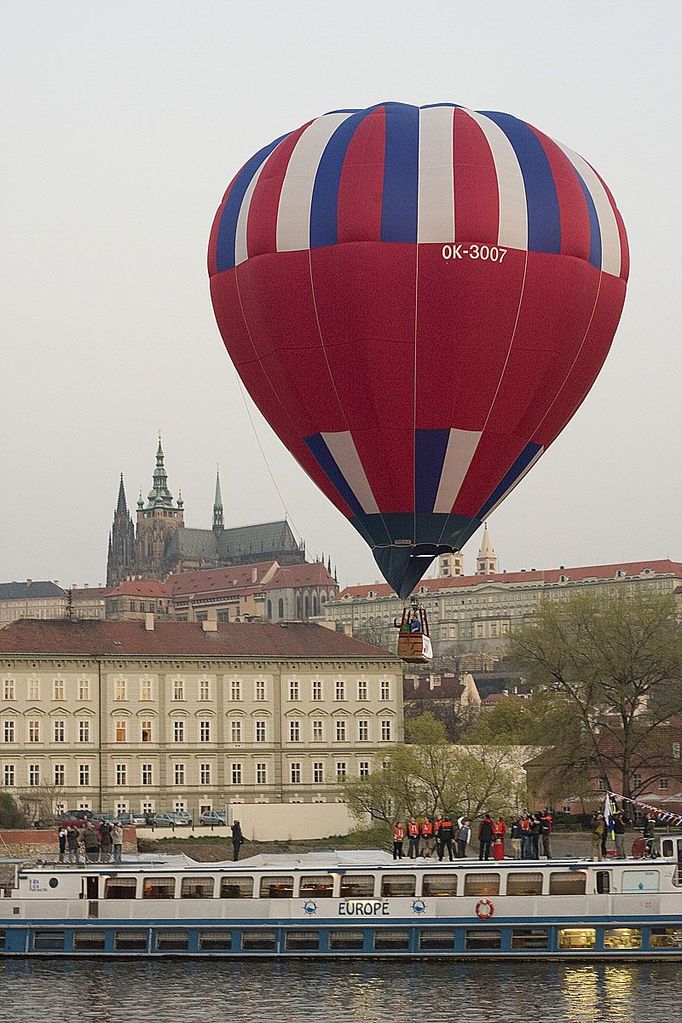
[289,720,301,743]
[199,763,211,785]
[256,762,267,785]
[28,679,40,701]
[336,762,347,781]
[28,720,40,743]
[141,764,153,786]
[312,719,324,742]
[3,765,15,787]
[173,720,185,743]
[255,679,266,702]
[313,762,324,784]
[53,764,65,787]
[380,679,391,701]
[358,719,369,742]
[141,721,153,743]
[115,679,126,701]
[78,720,90,743]
[3,679,15,701]
[79,764,90,787]
[335,680,345,701]
[381,719,393,741]
[632,773,642,790]
[174,763,185,785]
[199,720,211,743]
[255,720,267,743]
[199,678,210,701]
[53,720,66,743]
[3,720,15,743]
[289,679,300,702]
[173,679,184,701]
[140,679,153,701]
[53,679,65,701]
[659,778,669,790]
[357,679,368,702]
[115,720,127,743]
[597,778,606,791]
[230,679,241,701]
[115,764,127,786]
[673,743,681,761]
[28,764,40,787]
[359,761,370,778]
[231,762,242,785]
[230,720,242,743]
[78,679,90,701]
[312,679,323,702]
[335,720,347,742]
[290,762,301,784]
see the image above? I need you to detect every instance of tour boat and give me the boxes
[1,840,682,958]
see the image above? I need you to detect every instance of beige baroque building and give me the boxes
[0,618,401,819]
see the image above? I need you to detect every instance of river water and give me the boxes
[0,959,676,1023]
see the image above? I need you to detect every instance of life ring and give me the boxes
[475,898,494,919]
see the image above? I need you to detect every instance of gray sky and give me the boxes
[1,0,680,589]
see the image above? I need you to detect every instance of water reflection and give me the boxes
[0,959,678,1023]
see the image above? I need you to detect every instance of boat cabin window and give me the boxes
[0,933,5,951]
[650,927,682,948]
[220,876,253,899]
[339,874,375,899]
[622,869,659,893]
[506,872,543,896]
[549,871,586,896]
[242,929,277,950]
[181,877,214,899]
[603,927,641,950]
[142,878,175,899]
[33,930,65,951]
[156,931,189,951]
[285,930,320,951]
[104,877,137,900]
[74,931,106,951]
[422,873,457,897]
[419,929,455,950]
[260,875,294,899]
[199,931,232,951]
[329,929,364,950]
[381,874,416,897]
[465,929,500,950]
[299,874,334,899]
[596,870,610,894]
[511,928,548,950]
[558,927,595,950]
[463,872,500,897]
[374,929,410,950]
[115,930,148,951]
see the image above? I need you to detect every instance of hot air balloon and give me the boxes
[208,102,629,609]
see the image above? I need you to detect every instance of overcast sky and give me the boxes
[1,0,680,589]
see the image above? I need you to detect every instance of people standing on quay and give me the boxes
[478,813,494,861]
[407,817,420,858]
[437,814,454,862]
[112,822,123,863]
[231,820,245,861]
[392,822,406,859]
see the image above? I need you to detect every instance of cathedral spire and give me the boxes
[145,434,175,509]
[476,522,498,575]
[213,467,224,532]
[116,473,128,514]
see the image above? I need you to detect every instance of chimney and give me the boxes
[144,613,155,631]
[252,568,257,583]
[202,618,218,632]
[27,579,32,586]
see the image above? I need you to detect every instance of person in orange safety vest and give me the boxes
[392,822,406,859]
[420,818,435,857]
[407,817,420,858]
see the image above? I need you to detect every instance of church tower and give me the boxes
[135,437,184,579]
[213,468,224,533]
[106,474,136,586]
[476,523,498,575]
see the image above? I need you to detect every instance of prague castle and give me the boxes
[106,440,305,587]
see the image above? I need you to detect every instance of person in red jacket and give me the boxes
[420,818,435,857]
[406,817,420,858]
[492,817,507,861]
[392,822,406,859]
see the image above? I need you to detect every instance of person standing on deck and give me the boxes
[510,817,523,859]
[420,817,435,857]
[407,817,420,858]
[478,813,494,860]
[58,827,67,864]
[392,822,406,859]
[231,820,245,861]
[456,819,471,857]
[437,815,454,861]
[112,823,124,863]
[591,813,607,860]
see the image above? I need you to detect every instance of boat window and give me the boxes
[381,874,416,897]
[329,929,364,950]
[465,929,500,950]
[603,927,641,950]
[156,930,189,951]
[622,870,659,894]
[511,928,548,950]
[339,874,375,898]
[142,878,175,899]
[33,930,65,952]
[596,870,610,894]
[285,930,320,950]
[73,931,106,951]
[661,839,674,858]
[558,927,595,950]
[0,932,5,951]
[104,877,137,900]
[260,876,294,899]
[199,931,232,951]
[374,929,410,950]
[299,875,334,899]
[422,874,457,897]
[650,927,682,948]
[506,873,543,896]
[419,929,455,950]
[463,873,500,897]
[115,930,148,951]
[220,876,254,899]
[242,930,277,951]
[549,871,586,896]
[181,877,215,899]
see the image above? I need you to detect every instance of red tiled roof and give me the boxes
[169,562,277,598]
[105,580,172,598]
[265,562,337,589]
[0,619,396,660]
[338,559,682,599]
[71,587,108,599]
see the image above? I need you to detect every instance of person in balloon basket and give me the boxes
[478,813,494,861]
[406,817,420,858]
[392,822,406,859]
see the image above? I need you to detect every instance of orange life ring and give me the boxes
[475,898,494,919]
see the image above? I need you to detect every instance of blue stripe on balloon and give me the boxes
[310,110,373,249]
[381,103,419,243]
[477,441,542,519]
[304,434,365,519]
[571,165,602,270]
[414,429,451,513]
[215,135,287,272]
[483,111,561,254]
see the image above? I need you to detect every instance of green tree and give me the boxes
[511,590,682,802]
[461,691,573,746]
[0,793,29,829]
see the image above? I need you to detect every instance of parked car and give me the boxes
[54,809,91,826]
[90,813,118,825]
[150,812,193,828]
[116,812,147,827]
[200,810,227,826]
